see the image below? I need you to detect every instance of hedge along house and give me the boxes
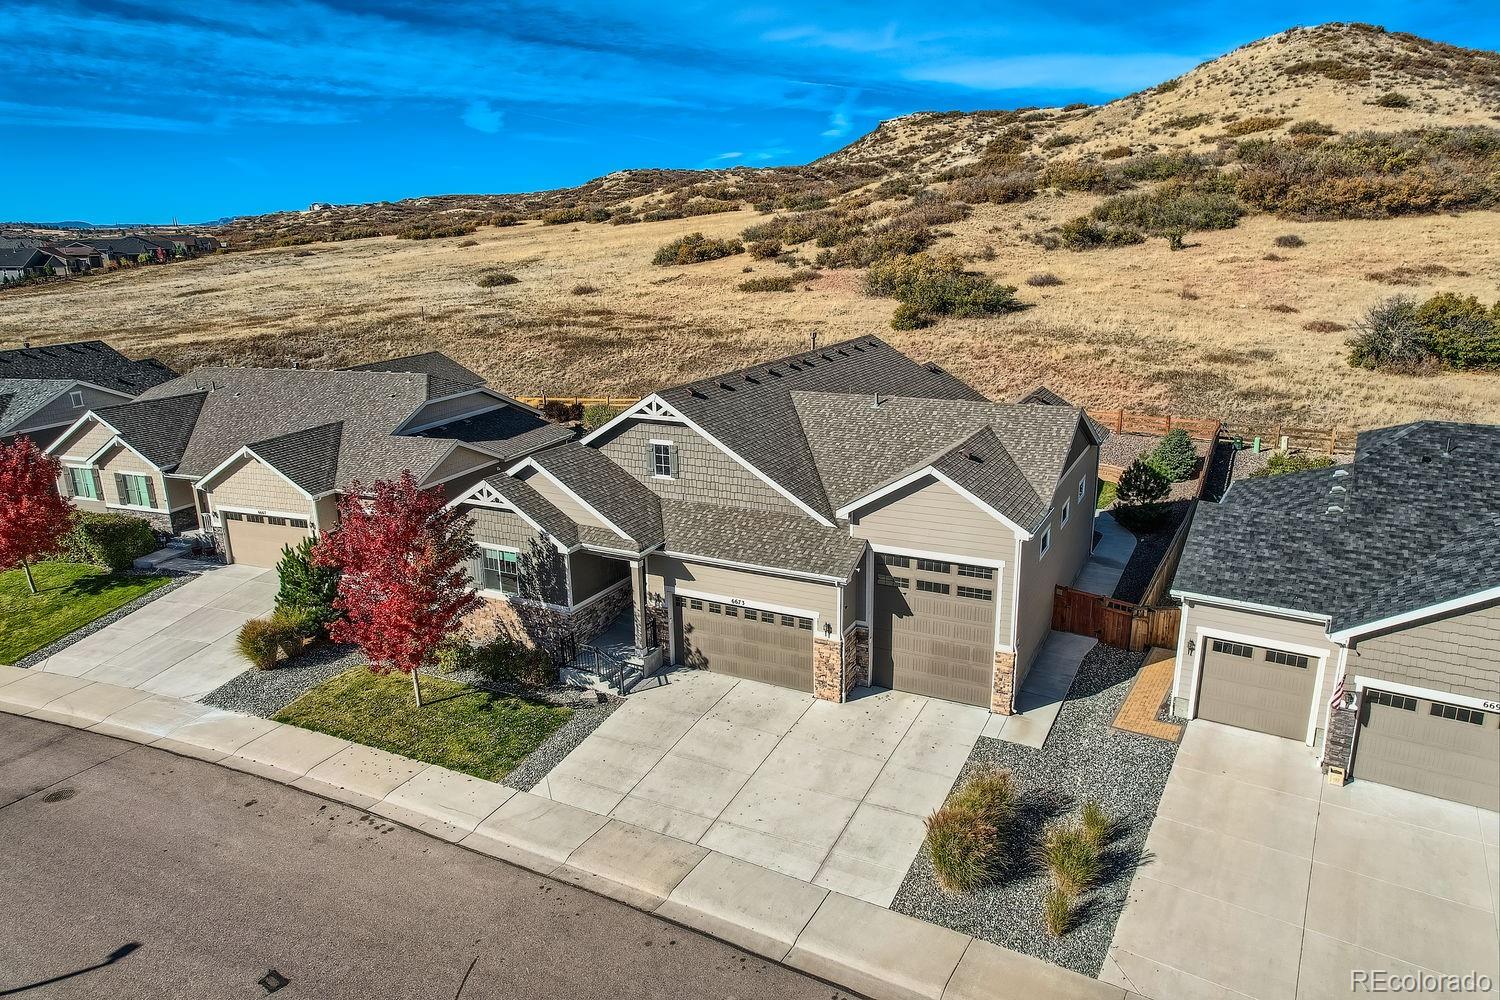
[450,336,1103,712]
[45,352,572,564]
[1171,421,1500,810]
[0,339,176,449]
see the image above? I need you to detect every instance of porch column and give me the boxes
[630,558,648,649]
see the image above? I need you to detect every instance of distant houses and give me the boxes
[0,230,221,286]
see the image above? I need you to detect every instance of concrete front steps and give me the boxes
[0,663,1138,1000]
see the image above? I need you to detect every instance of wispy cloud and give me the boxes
[822,88,860,138]
[904,52,1202,93]
[462,100,505,133]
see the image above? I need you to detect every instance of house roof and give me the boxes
[660,499,867,580]
[415,405,573,461]
[345,352,486,399]
[249,421,344,495]
[0,341,177,434]
[526,441,665,550]
[93,391,207,468]
[652,336,989,522]
[469,474,581,549]
[1175,420,1500,636]
[0,380,71,434]
[0,246,50,269]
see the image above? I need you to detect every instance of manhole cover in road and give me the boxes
[42,788,76,803]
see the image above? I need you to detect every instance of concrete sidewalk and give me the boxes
[0,662,1131,1000]
[1073,512,1135,597]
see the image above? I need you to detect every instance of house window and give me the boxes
[957,564,993,579]
[916,558,950,573]
[916,579,950,595]
[1367,690,1416,712]
[651,440,676,479]
[68,467,98,500]
[1430,703,1484,726]
[118,473,154,508]
[69,390,84,408]
[1078,479,1087,504]
[957,585,992,601]
[884,554,911,568]
[1039,526,1052,558]
[480,547,520,596]
[1264,649,1309,669]
[1211,639,1253,658]
[1061,499,1071,527]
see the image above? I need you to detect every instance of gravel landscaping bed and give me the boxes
[891,645,1177,978]
[13,568,201,670]
[1111,500,1193,603]
[202,644,365,717]
[1100,432,1209,502]
[503,695,620,792]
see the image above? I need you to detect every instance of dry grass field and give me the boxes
[5,23,1498,431]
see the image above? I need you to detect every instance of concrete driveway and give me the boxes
[1106,721,1500,1000]
[533,669,986,907]
[31,564,276,701]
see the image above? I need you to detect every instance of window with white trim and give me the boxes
[1039,525,1051,558]
[480,547,520,596]
[651,441,675,479]
[1061,499,1071,527]
[1078,479,1086,504]
[118,473,153,508]
[68,467,98,500]
[69,390,84,408]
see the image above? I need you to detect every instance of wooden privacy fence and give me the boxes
[517,395,638,410]
[1053,586,1181,652]
[1085,410,1220,441]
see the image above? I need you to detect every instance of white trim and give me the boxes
[869,543,1005,570]
[1330,585,1500,642]
[1187,624,1331,745]
[661,549,845,584]
[1038,525,1052,559]
[85,434,168,473]
[195,445,319,502]
[68,390,85,408]
[1010,534,1022,654]
[107,502,160,514]
[1169,590,1330,624]
[864,546,875,650]
[1352,676,1498,713]
[214,504,313,522]
[838,467,1035,539]
[580,394,834,527]
[1170,601,1191,705]
[533,465,630,540]
[44,411,118,457]
[445,481,572,555]
[649,439,676,480]
[671,585,820,624]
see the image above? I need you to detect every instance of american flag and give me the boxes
[1330,671,1346,709]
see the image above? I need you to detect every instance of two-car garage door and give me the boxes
[1354,690,1499,811]
[222,511,311,568]
[675,595,813,692]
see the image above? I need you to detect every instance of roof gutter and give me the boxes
[1170,588,1332,626]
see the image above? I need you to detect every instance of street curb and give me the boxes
[0,676,1134,1000]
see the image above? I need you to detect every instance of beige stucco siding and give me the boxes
[849,474,1018,657]
[422,446,496,488]
[1349,601,1500,702]
[597,418,798,515]
[208,454,311,516]
[649,555,839,627]
[1176,600,1341,740]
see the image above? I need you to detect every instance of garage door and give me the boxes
[675,596,812,691]
[872,554,995,707]
[1353,690,1500,810]
[223,511,310,568]
[1196,638,1317,740]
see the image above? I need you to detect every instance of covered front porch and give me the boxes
[564,555,665,694]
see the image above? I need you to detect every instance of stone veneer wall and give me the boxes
[842,624,870,692]
[813,636,844,702]
[461,584,634,661]
[1321,693,1358,782]
[991,650,1017,715]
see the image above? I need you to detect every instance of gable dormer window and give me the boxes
[69,390,84,408]
[651,440,677,479]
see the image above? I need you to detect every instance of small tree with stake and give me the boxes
[313,471,481,706]
[0,437,74,594]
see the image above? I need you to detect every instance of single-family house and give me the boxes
[83,236,169,264]
[1171,420,1499,808]
[0,340,177,448]
[45,352,573,562]
[450,336,1103,713]
[0,246,53,284]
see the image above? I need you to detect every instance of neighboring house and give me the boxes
[47,244,105,271]
[1171,420,1499,809]
[450,336,1103,713]
[0,340,177,449]
[45,352,572,563]
[83,236,170,264]
[0,245,53,283]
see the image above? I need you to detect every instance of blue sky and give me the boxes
[4,1,1496,222]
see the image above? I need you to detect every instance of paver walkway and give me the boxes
[0,662,1126,1000]
[533,669,987,907]
[1106,721,1500,1000]
[29,563,275,701]
[1111,648,1182,742]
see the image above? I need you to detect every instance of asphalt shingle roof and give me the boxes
[472,474,581,548]
[659,500,867,580]
[0,340,176,400]
[249,422,343,495]
[345,352,486,399]
[93,392,207,468]
[417,405,574,461]
[528,442,664,550]
[1175,421,1500,634]
[0,379,71,434]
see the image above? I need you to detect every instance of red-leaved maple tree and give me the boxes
[313,471,480,705]
[0,436,74,594]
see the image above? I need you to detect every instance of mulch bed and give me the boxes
[890,645,1177,978]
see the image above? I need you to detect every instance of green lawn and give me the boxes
[274,668,572,781]
[1096,481,1118,510]
[0,562,171,664]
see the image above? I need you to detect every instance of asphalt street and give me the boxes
[0,713,852,1000]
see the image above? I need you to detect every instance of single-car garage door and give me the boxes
[872,554,995,707]
[1196,638,1317,740]
[1353,690,1500,810]
[675,596,812,691]
[223,511,310,568]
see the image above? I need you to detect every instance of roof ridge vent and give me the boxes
[1326,505,1343,515]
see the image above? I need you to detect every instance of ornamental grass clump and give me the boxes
[923,767,1016,893]
[1039,819,1101,897]
[1042,886,1074,938]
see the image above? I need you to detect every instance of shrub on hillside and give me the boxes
[924,768,1016,893]
[865,253,1020,320]
[890,302,930,330]
[1089,181,1244,238]
[1274,234,1306,248]
[477,271,518,287]
[59,511,157,572]
[571,283,598,295]
[1414,292,1500,370]
[1287,120,1336,137]
[651,232,743,266]
[746,239,782,259]
[1346,295,1433,373]
[814,223,933,269]
[1374,91,1412,109]
[1223,116,1290,137]
[949,172,1037,204]
[1248,452,1336,479]
[1147,428,1198,482]
[541,205,611,225]
[1041,160,1129,194]
[1026,272,1063,287]
[1057,217,1146,251]
[396,223,476,240]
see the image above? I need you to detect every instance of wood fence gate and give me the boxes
[1052,586,1181,652]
